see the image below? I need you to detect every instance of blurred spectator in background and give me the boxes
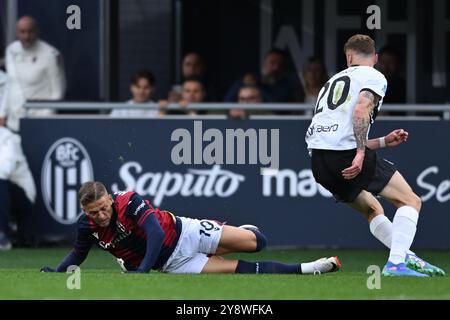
[228,85,264,120]
[300,56,329,115]
[167,52,217,102]
[302,56,329,105]
[224,48,301,105]
[0,69,6,114]
[0,16,66,132]
[182,52,206,79]
[377,46,406,103]
[161,77,205,116]
[111,70,164,118]
[0,126,36,250]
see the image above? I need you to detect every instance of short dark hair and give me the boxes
[303,56,329,87]
[182,76,205,90]
[130,70,155,87]
[183,52,205,63]
[238,84,262,95]
[266,48,287,59]
[343,34,376,56]
[79,181,108,207]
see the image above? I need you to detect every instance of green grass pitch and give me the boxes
[0,248,449,299]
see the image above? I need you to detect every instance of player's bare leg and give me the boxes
[378,171,444,276]
[376,171,420,251]
[379,171,421,211]
[344,177,441,276]
[214,225,262,255]
[347,188,413,260]
[367,171,430,276]
[348,190,384,222]
[200,254,341,274]
[351,172,420,247]
[348,190,401,252]
[201,255,238,273]
[203,226,341,274]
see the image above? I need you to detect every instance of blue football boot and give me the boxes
[382,261,429,277]
[405,253,445,277]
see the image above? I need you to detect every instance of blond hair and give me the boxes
[343,34,376,56]
[79,181,108,207]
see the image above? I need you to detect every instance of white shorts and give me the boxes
[161,217,223,274]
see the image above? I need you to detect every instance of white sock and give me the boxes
[369,215,392,248]
[388,206,419,264]
[369,214,415,257]
[301,262,316,274]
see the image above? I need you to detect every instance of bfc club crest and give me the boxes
[41,138,94,224]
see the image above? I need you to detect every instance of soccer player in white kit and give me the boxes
[305,34,444,277]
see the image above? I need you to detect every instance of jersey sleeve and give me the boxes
[125,193,165,273]
[55,215,94,272]
[73,215,95,256]
[125,193,156,226]
[360,70,387,99]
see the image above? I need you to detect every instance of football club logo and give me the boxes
[41,138,94,224]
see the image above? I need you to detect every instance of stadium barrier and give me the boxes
[23,101,450,119]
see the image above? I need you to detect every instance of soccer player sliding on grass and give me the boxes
[41,181,341,275]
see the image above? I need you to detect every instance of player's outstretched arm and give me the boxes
[40,249,90,272]
[368,129,409,150]
[40,229,93,273]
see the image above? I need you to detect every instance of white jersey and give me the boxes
[0,127,36,203]
[110,100,159,118]
[0,39,66,131]
[305,66,387,151]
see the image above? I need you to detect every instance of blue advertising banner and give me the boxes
[20,118,450,249]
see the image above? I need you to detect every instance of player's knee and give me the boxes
[399,192,422,213]
[368,211,384,223]
[370,201,384,215]
[250,229,268,252]
[364,201,384,222]
[408,193,422,213]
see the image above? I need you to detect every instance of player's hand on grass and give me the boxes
[342,150,365,180]
[123,269,145,274]
[40,266,56,272]
[385,129,408,147]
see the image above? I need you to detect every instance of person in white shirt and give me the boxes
[0,16,66,132]
[305,34,444,277]
[110,70,163,118]
[0,70,6,113]
[301,57,329,105]
[0,126,36,250]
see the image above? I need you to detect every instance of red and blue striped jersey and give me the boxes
[74,191,181,270]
